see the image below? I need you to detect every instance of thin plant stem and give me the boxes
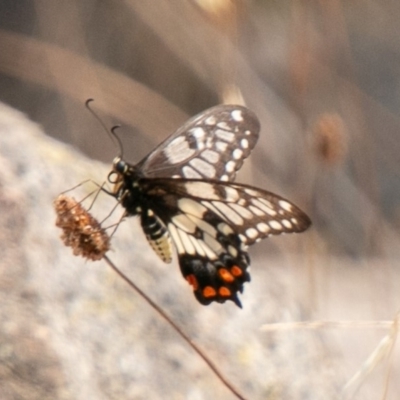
[103,255,247,400]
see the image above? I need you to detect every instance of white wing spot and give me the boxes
[185,182,219,199]
[257,222,270,233]
[220,174,229,181]
[190,127,206,138]
[196,141,205,151]
[217,223,234,235]
[217,122,230,130]
[259,198,274,209]
[212,202,244,225]
[279,200,293,212]
[188,235,206,257]
[182,166,202,178]
[215,129,235,142]
[201,149,220,164]
[282,219,292,229]
[164,137,196,163]
[251,199,277,216]
[215,141,228,152]
[239,234,248,243]
[178,198,207,218]
[240,138,249,149]
[189,158,216,178]
[245,228,258,239]
[203,233,223,254]
[224,186,239,201]
[269,221,283,230]
[187,214,217,237]
[249,205,264,217]
[231,110,244,121]
[244,188,259,196]
[228,245,238,257]
[225,160,236,173]
[168,223,185,254]
[168,135,185,145]
[205,116,217,125]
[238,198,246,206]
[172,214,197,233]
[291,218,299,225]
[230,203,253,219]
[232,149,243,160]
[202,201,225,220]
[198,239,218,260]
[178,229,196,255]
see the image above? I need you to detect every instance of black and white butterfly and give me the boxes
[108,105,311,307]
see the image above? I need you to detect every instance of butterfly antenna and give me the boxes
[85,99,123,157]
[111,125,124,158]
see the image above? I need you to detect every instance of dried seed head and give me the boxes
[54,195,110,261]
[312,113,347,165]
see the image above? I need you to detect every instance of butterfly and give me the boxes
[108,105,311,307]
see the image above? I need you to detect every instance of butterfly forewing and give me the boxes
[136,105,260,181]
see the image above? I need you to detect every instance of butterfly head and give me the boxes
[112,156,128,175]
[107,156,128,196]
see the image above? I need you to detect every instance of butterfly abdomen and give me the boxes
[141,208,173,263]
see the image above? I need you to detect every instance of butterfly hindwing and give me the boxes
[138,178,311,305]
[136,105,260,181]
[137,180,252,306]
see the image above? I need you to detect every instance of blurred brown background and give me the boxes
[2,0,400,254]
[0,1,399,399]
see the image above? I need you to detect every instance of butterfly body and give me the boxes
[108,105,311,307]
